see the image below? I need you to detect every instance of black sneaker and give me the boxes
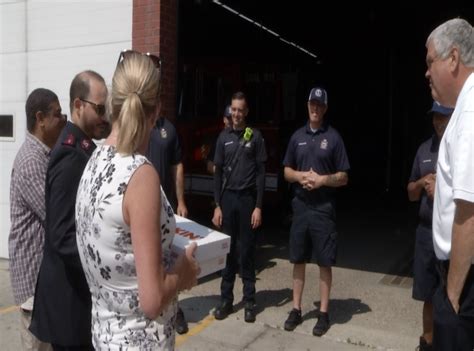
[416,337,433,351]
[214,301,233,320]
[175,307,188,334]
[312,312,330,336]
[284,308,302,331]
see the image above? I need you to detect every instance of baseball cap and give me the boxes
[429,101,454,116]
[223,105,232,119]
[308,87,328,105]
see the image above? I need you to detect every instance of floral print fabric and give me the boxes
[76,145,176,350]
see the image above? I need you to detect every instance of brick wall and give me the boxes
[133,0,177,122]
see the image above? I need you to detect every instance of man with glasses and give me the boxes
[30,70,108,350]
[9,88,65,351]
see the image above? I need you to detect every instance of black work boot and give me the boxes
[214,301,233,320]
[244,301,256,323]
[175,307,188,334]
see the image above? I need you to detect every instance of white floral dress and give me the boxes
[76,145,177,350]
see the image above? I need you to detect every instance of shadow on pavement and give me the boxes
[180,288,293,321]
[179,294,220,322]
[241,288,292,316]
[306,298,371,325]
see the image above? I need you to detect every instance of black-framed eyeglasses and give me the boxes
[117,49,162,70]
[80,98,106,116]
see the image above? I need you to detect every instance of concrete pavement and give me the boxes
[175,256,419,351]
[0,205,423,350]
[2,257,419,351]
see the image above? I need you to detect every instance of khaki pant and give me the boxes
[20,307,52,351]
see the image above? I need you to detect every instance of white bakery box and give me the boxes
[172,215,230,278]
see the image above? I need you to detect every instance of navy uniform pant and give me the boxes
[220,189,257,304]
[433,261,474,351]
[412,224,438,301]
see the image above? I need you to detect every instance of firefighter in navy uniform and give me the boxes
[30,70,108,350]
[147,115,189,334]
[147,116,188,215]
[282,87,350,337]
[407,101,453,351]
[212,91,267,323]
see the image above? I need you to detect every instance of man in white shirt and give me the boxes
[426,17,474,351]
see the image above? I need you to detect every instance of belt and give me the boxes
[225,187,255,195]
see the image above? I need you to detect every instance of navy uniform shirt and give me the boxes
[409,134,439,227]
[30,121,95,344]
[214,127,267,207]
[283,122,350,211]
[147,117,182,202]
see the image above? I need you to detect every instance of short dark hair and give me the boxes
[231,91,247,106]
[69,70,106,113]
[25,88,59,132]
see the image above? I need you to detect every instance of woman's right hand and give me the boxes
[175,242,200,292]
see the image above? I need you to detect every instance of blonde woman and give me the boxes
[76,51,199,350]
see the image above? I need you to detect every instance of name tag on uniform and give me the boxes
[422,159,431,163]
[298,142,307,146]
[224,141,234,146]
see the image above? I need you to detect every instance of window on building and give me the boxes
[0,115,14,140]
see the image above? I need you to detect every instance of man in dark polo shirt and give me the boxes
[282,86,349,336]
[212,91,267,323]
[147,116,189,334]
[148,116,187,215]
[407,101,453,351]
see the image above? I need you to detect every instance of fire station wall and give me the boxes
[132,0,178,121]
[0,0,133,258]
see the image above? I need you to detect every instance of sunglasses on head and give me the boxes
[80,98,106,117]
[117,49,162,70]
[117,50,163,97]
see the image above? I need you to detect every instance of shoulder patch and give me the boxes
[320,139,328,150]
[80,139,92,151]
[62,133,75,147]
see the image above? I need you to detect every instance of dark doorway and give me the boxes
[176,1,474,273]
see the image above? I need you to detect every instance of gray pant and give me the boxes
[20,308,52,351]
